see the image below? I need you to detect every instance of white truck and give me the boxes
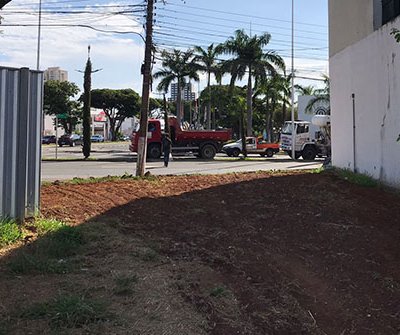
[280,115,331,161]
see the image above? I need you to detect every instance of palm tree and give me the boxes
[305,74,330,114]
[220,29,284,136]
[295,84,317,96]
[194,44,222,129]
[154,49,199,124]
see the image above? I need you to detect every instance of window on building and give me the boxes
[382,0,400,25]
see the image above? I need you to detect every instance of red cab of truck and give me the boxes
[130,116,232,159]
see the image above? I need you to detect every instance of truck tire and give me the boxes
[200,144,216,159]
[266,148,274,157]
[302,146,317,161]
[147,143,161,159]
[232,148,240,157]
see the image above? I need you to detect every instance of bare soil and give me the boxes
[1,171,399,334]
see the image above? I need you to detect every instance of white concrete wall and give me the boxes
[329,0,375,57]
[330,17,400,187]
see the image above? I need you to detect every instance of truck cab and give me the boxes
[280,118,330,160]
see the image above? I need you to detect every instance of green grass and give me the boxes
[334,168,379,187]
[34,218,65,235]
[50,173,159,186]
[8,225,85,274]
[0,218,22,247]
[20,294,109,329]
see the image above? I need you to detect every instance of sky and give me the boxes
[0,0,328,96]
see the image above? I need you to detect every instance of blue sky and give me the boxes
[0,0,328,95]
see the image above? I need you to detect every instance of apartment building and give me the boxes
[329,0,400,187]
[169,82,196,102]
[44,67,68,82]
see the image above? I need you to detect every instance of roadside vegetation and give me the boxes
[1,171,399,334]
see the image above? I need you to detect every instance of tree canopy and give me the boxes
[43,80,81,134]
[90,88,141,141]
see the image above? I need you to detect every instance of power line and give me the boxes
[164,1,327,28]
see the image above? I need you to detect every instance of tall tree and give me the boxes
[82,49,92,159]
[43,80,81,133]
[194,44,222,129]
[305,74,330,114]
[220,29,284,136]
[90,89,141,141]
[153,49,199,124]
[295,84,317,96]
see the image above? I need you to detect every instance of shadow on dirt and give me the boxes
[1,172,399,334]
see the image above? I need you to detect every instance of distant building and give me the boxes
[169,82,196,102]
[44,67,68,82]
[43,67,69,135]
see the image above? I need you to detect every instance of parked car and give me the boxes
[58,134,82,147]
[42,135,56,144]
[91,134,104,142]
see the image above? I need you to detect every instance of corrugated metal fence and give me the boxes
[0,67,43,221]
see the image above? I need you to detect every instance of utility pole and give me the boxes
[291,0,296,160]
[136,0,154,177]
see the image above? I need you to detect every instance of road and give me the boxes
[41,142,323,181]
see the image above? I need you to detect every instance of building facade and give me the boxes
[44,67,68,82]
[329,0,400,187]
[169,82,196,102]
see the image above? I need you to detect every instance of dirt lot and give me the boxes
[1,171,399,334]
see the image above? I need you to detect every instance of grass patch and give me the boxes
[334,169,379,187]
[8,225,85,274]
[140,248,159,262]
[0,218,22,247]
[34,218,65,235]
[54,173,159,185]
[210,286,227,298]
[113,274,138,296]
[20,294,109,329]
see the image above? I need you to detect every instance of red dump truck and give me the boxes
[129,116,232,159]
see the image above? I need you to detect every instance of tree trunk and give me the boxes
[207,72,211,130]
[177,83,182,124]
[241,108,247,158]
[246,67,253,136]
[282,98,287,123]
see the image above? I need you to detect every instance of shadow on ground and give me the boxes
[0,172,399,334]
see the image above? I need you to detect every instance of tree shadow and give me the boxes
[1,172,399,334]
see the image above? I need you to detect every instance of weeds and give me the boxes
[334,169,379,187]
[210,286,227,298]
[140,248,159,262]
[8,225,85,274]
[20,294,109,329]
[0,218,21,247]
[34,218,65,235]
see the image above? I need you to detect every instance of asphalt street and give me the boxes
[41,142,323,181]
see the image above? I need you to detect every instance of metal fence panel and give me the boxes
[0,66,43,220]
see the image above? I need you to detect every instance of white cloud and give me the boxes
[0,0,145,92]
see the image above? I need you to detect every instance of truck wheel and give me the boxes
[232,148,240,157]
[201,144,216,159]
[147,143,161,159]
[266,148,274,157]
[302,146,317,161]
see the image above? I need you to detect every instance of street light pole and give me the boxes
[291,0,296,160]
[36,0,42,70]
